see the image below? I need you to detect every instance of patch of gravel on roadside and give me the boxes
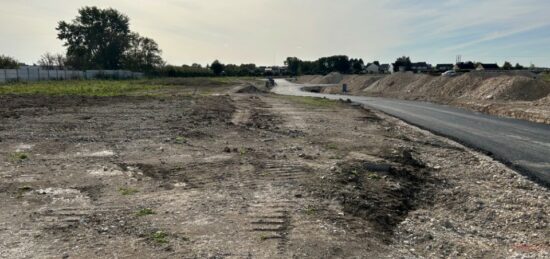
[381,115,550,258]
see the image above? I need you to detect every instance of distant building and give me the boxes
[365,63,380,74]
[410,62,431,73]
[435,64,454,72]
[379,64,391,74]
[454,62,476,72]
[261,66,288,76]
[476,63,500,71]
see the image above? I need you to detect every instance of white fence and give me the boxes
[0,67,144,84]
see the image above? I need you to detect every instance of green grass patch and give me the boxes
[10,152,29,162]
[119,187,139,196]
[151,231,168,244]
[174,136,187,144]
[139,77,257,86]
[136,208,155,217]
[367,172,382,180]
[0,80,161,96]
[280,96,338,108]
[326,143,338,150]
[0,77,259,97]
[542,73,550,83]
[304,205,317,215]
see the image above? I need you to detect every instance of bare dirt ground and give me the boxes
[0,83,548,258]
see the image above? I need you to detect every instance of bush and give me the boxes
[0,55,19,69]
[150,65,214,77]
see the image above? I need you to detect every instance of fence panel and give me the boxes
[0,69,143,84]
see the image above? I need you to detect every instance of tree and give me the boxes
[0,55,19,69]
[123,33,164,72]
[239,64,257,76]
[38,52,66,69]
[285,57,302,76]
[210,60,224,76]
[350,58,364,74]
[502,61,513,70]
[393,56,412,72]
[57,6,131,69]
[514,63,524,70]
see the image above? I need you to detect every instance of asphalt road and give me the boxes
[273,79,550,185]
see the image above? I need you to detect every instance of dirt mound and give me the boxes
[364,72,550,102]
[468,76,550,101]
[536,95,550,105]
[321,74,386,94]
[236,84,268,94]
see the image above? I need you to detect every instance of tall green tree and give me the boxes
[350,58,365,74]
[57,6,131,69]
[0,55,19,69]
[210,60,224,76]
[285,57,302,76]
[123,33,164,72]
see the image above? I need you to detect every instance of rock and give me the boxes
[223,147,231,153]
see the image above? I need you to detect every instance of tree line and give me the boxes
[0,6,542,77]
[284,56,365,76]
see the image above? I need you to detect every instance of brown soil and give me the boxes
[0,84,548,258]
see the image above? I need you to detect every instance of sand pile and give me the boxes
[321,74,385,94]
[364,72,550,102]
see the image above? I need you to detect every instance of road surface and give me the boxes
[273,79,550,185]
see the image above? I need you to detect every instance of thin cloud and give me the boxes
[0,0,549,66]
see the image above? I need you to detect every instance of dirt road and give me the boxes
[0,83,548,258]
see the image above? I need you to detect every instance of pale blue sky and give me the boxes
[1,0,549,66]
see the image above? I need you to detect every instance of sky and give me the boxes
[1,0,550,67]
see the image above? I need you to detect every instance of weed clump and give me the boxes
[10,152,29,162]
[136,208,155,217]
[151,231,168,244]
[175,136,187,144]
[119,187,138,196]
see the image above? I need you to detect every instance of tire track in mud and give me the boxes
[228,95,312,255]
[246,161,309,255]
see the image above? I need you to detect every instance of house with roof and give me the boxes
[410,62,431,73]
[476,63,500,71]
[365,63,380,74]
[435,64,454,72]
[454,62,476,72]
